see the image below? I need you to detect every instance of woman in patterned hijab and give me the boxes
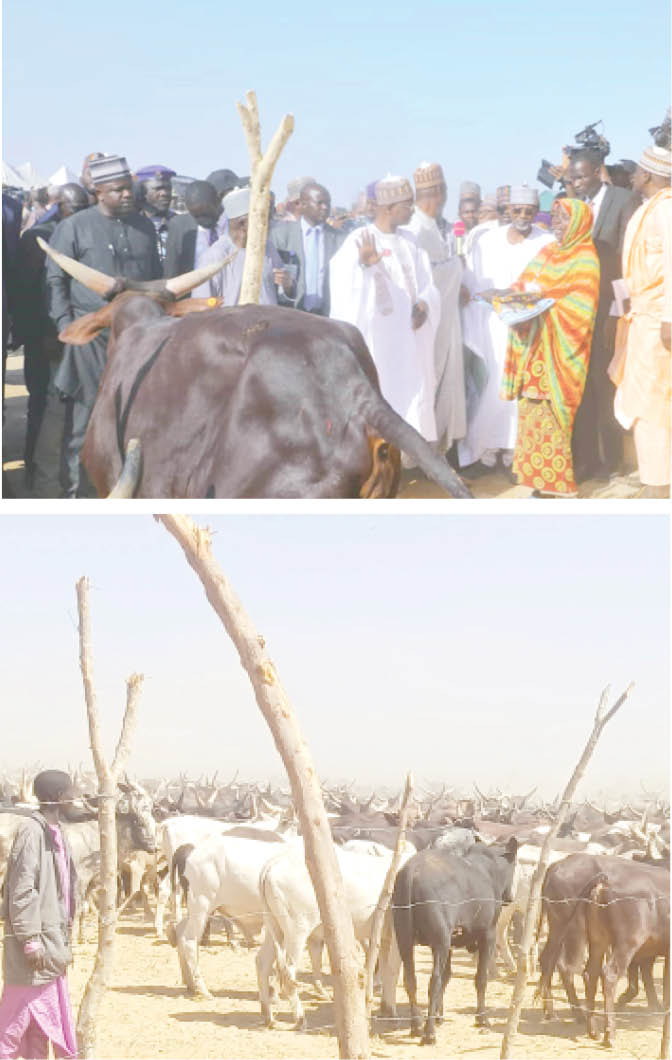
[501,197,600,496]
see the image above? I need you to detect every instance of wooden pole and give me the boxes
[236,90,294,305]
[364,772,414,1018]
[500,683,634,1059]
[157,514,370,1060]
[75,576,144,1059]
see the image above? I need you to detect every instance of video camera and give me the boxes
[537,121,610,189]
[649,107,671,149]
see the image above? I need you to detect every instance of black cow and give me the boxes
[390,838,518,1043]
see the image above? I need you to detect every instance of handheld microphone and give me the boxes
[453,219,466,256]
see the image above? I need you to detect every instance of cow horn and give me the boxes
[38,236,238,301]
[37,237,118,298]
[108,438,142,498]
[164,251,239,298]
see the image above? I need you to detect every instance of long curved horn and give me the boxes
[37,237,117,297]
[108,438,142,498]
[164,251,239,298]
[39,237,238,302]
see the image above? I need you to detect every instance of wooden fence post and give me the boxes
[364,771,414,1019]
[75,576,144,1058]
[157,515,370,1060]
[500,683,634,1059]
[237,90,294,305]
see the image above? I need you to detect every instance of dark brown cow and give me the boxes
[39,237,471,500]
[539,853,669,1054]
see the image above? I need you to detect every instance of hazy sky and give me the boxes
[0,513,668,803]
[3,0,669,209]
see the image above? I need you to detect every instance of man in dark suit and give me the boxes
[164,180,224,279]
[270,182,345,316]
[569,149,639,479]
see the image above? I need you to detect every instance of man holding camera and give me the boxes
[568,146,638,481]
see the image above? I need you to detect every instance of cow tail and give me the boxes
[170,853,179,898]
[259,858,293,998]
[391,863,415,981]
[541,870,610,986]
[361,391,472,499]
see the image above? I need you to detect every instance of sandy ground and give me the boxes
[2,905,663,1060]
[2,350,644,500]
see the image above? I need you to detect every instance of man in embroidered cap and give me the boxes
[496,185,511,225]
[0,770,78,1058]
[568,146,639,481]
[457,180,481,233]
[329,175,440,449]
[465,191,500,267]
[37,154,161,498]
[608,137,671,496]
[198,186,292,305]
[135,164,176,265]
[459,183,553,477]
[478,195,498,224]
[79,151,107,206]
[401,162,466,454]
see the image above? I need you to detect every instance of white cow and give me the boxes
[154,815,230,936]
[256,843,412,1028]
[172,834,294,997]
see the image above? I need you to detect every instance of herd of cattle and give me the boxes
[0,772,669,1055]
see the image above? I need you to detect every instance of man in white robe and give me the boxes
[401,162,466,451]
[459,184,554,472]
[329,175,440,444]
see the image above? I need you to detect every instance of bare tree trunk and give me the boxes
[75,576,144,1059]
[500,683,633,1059]
[365,772,413,1018]
[237,90,294,305]
[157,515,370,1060]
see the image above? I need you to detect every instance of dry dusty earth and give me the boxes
[2,350,645,500]
[6,906,662,1060]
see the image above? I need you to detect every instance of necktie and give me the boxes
[207,226,218,296]
[307,225,320,298]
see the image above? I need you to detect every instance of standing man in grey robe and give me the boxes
[402,163,466,454]
[42,154,161,497]
[198,186,294,305]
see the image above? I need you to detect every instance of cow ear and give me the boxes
[505,836,519,859]
[167,297,222,318]
[59,306,114,345]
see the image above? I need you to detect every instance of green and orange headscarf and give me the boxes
[501,198,600,430]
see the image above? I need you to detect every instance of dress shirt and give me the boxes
[588,183,607,226]
[194,214,228,268]
[300,216,326,311]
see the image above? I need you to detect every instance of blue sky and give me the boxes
[0,513,668,801]
[3,0,669,210]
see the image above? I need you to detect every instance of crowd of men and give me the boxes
[2,118,670,498]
